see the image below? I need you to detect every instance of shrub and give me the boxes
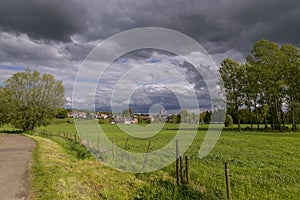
[224,114,233,127]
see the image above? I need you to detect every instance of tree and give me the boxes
[190,112,198,124]
[122,108,133,120]
[3,68,65,131]
[203,111,211,124]
[176,114,181,123]
[281,44,300,131]
[247,39,285,131]
[242,63,257,130]
[180,109,189,123]
[219,58,245,131]
[0,87,9,126]
[220,39,300,132]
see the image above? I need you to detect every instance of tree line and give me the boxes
[219,39,300,131]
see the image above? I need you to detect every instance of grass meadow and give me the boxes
[29,119,300,199]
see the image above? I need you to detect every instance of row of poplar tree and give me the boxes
[219,39,300,131]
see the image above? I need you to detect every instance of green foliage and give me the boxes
[2,68,65,131]
[166,114,178,123]
[203,111,211,124]
[55,108,68,119]
[53,136,91,159]
[176,114,181,123]
[280,44,300,131]
[224,114,233,127]
[222,39,300,131]
[98,118,112,124]
[180,109,190,123]
[219,58,244,130]
[0,87,7,126]
[137,117,151,124]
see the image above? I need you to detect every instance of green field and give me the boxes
[33,120,300,199]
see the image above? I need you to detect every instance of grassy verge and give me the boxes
[28,135,146,199]
[28,134,202,199]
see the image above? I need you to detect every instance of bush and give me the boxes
[56,109,68,119]
[224,114,233,127]
[98,118,111,124]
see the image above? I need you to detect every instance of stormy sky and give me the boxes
[1,0,300,113]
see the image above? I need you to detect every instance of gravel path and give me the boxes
[0,135,35,200]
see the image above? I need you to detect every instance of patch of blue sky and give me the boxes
[147,59,160,63]
[0,65,26,71]
[117,58,128,63]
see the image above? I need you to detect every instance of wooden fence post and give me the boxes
[124,138,128,151]
[122,138,128,161]
[225,162,231,200]
[142,141,151,171]
[112,139,115,158]
[176,139,180,184]
[185,156,190,184]
[180,156,184,183]
[97,136,100,152]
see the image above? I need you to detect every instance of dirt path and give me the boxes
[0,134,35,200]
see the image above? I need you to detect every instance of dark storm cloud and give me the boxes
[1,0,300,58]
[75,0,300,56]
[223,0,300,52]
[0,0,87,42]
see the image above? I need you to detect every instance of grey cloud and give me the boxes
[0,0,87,42]
[2,0,300,57]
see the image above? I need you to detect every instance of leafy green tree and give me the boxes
[199,112,205,124]
[247,39,285,131]
[203,111,211,124]
[3,68,65,131]
[221,39,300,132]
[219,58,245,131]
[170,114,178,123]
[180,109,189,123]
[176,114,181,123]
[242,63,258,130]
[190,112,198,124]
[281,44,300,131]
